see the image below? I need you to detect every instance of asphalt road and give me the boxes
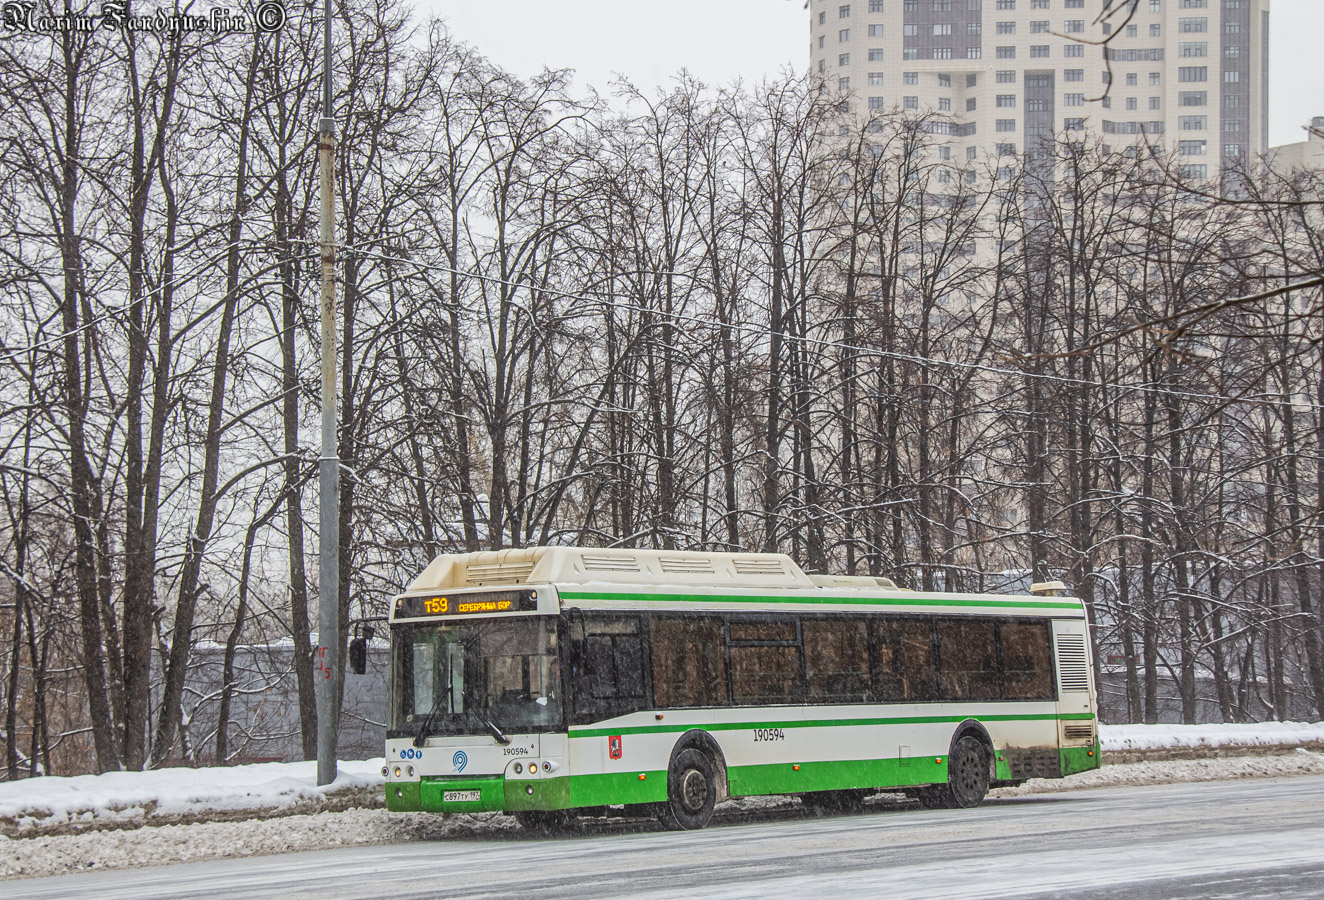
[9,774,1324,899]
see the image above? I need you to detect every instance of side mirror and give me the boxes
[348,637,367,675]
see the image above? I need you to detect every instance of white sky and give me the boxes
[416,0,1320,149]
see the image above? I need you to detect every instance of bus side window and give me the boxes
[873,618,939,702]
[804,617,871,703]
[573,616,647,721]
[937,619,1000,701]
[1001,620,1054,699]
[651,616,728,709]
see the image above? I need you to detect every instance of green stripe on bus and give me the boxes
[569,712,1094,739]
[558,590,1083,611]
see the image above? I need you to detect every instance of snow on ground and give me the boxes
[0,759,384,836]
[2,721,1323,880]
[1101,720,1324,753]
[5,750,1324,882]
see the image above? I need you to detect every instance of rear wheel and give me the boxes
[659,748,717,830]
[916,735,990,810]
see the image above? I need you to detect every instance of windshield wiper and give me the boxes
[412,688,448,748]
[472,709,511,745]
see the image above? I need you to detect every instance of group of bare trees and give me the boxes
[1,1,1321,778]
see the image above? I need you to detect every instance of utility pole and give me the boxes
[316,0,340,787]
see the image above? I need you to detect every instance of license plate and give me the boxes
[443,790,482,803]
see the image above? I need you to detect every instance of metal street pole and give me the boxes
[316,0,340,787]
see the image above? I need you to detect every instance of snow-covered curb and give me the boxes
[0,759,385,838]
[2,721,1322,838]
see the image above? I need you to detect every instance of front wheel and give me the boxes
[659,748,717,830]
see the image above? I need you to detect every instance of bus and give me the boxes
[383,546,1099,830]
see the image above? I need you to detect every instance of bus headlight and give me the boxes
[393,766,402,778]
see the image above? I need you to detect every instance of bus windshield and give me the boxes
[390,616,561,739]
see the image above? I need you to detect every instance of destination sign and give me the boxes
[394,589,538,620]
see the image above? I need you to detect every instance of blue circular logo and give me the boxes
[452,750,468,773]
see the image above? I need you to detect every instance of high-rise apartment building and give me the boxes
[811,0,1268,177]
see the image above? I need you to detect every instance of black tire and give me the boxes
[919,735,990,810]
[659,747,717,830]
[514,809,572,832]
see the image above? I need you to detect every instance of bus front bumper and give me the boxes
[386,774,572,813]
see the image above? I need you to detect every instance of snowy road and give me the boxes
[9,774,1324,899]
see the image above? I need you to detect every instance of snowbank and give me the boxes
[1101,721,1324,754]
[0,758,384,836]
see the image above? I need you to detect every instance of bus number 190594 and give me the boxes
[753,728,785,742]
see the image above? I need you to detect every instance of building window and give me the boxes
[840,53,851,66]
[1179,91,1207,106]
[1149,72,1160,85]
[1126,97,1137,110]
[1223,70,1241,82]
[934,23,952,35]
[996,118,1016,131]
[819,59,826,72]
[967,146,978,160]
[1179,115,1207,129]
[1223,20,1241,33]
[969,0,982,9]
[938,73,951,86]
[904,72,919,85]
[904,23,918,35]
[1224,94,1243,107]
[938,170,951,184]
[1179,140,1206,155]
[1030,20,1049,33]
[1030,45,1050,58]
[967,97,977,110]
[869,24,884,37]
[996,142,1017,155]
[1151,23,1161,36]
[998,21,1016,34]
[869,96,885,109]
[997,70,1016,83]
[934,0,952,9]
[1180,164,1208,178]
[939,97,951,110]
[1179,42,1207,57]
[869,72,884,85]
[1063,44,1084,57]
[819,35,826,49]
[1064,69,1083,82]
[840,28,851,42]
[1149,96,1160,109]
[996,94,1017,107]
[1224,45,1241,58]
[996,166,1016,181]
[869,0,884,10]
[968,22,983,34]
[869,48,884,60]
[939,146,951,159]
[840,4,851,17]
[966,170,978,183]
[1126,73,1138,86]
[1179,17,1208,33]
[1064,117,1085,130]
[819,11,827,25]
[1064,19,1084,33]
[1101,95,1111,108]
[1223,118,1243,131]
[996,0,1015,7]
[1031,0,1049,7]
[1063,93,1083,106]
[905,0,917,7]
[967,74,977,87]
[1224,0,1240,7]
[1180,0,1207,7]
[904,48,918,59]
[904,96,919,108]
[967,46,982,58]
[1179,67,1207,82]
[1065,0,1083,6]
[1150,0,1161,9]
[839,76,851,91]
[1224,143,1241,156]
[1126,24,1137,37]
[933,48,952,58]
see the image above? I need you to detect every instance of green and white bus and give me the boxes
[384,547,1099,830]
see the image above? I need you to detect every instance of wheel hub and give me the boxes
[680,769,708,812]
